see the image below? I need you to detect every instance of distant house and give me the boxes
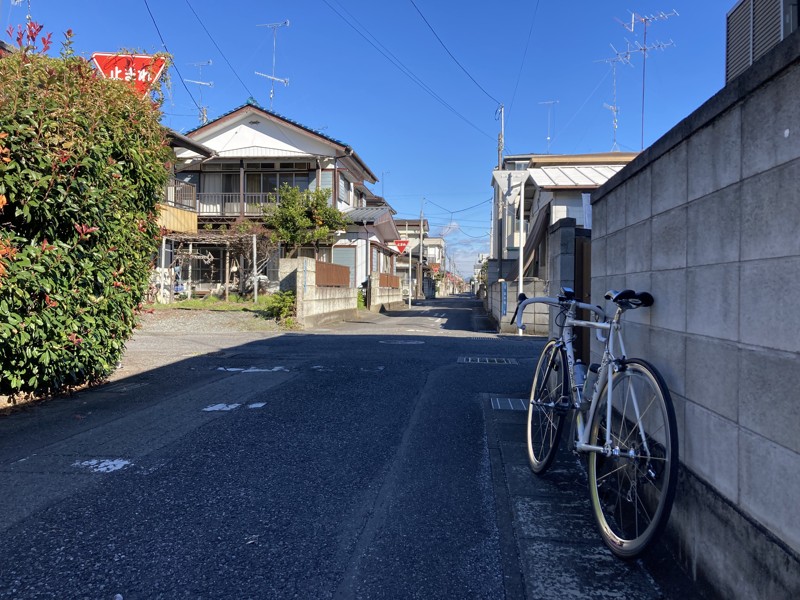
[168,102,389,295]
[0,40,13,58]
[489,152,637,286]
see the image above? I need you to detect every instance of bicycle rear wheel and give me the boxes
[587,358,678,558]
[527,340,567,474]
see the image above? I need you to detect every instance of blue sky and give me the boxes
[2,1,730,279]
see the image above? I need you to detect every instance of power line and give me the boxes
[321,0,494,141]
[506,0,540,125]
[142,0,201,112]
[407,0,499,106]
[184,0,254,99]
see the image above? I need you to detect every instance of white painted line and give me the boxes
[379,340,425,345]
[247,402,267,409]
[73,459,132,473]
[202,403,242,412]
[217,366,289,373]
[360,366,385,372]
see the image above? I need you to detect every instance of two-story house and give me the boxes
[168,102,393,295]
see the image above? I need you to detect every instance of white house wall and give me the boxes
[179,117,337,160]
[551,193,586,227]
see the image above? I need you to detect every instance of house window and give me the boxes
[338,176,352,206]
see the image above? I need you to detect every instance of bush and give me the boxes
[260,291,295,321]
[0,26,172,396]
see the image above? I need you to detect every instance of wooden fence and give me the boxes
[316,261,350,287]
[379,273,401,289]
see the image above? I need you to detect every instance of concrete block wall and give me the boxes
[485,278,549,334]
[279,258,358,327]
[590,31,800,599]
[367,275,405,312]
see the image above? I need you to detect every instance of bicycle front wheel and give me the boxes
[587,359,678,558]
[527,340,568,474]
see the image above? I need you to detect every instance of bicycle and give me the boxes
[511,287,678,558]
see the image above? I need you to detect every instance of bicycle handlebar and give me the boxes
[514,295,607,330]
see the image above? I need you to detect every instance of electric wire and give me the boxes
[407,0,500,106]
[321,0,494,141]
[142,0,201,112]
[506,0,540,125]
[184,0,255,98]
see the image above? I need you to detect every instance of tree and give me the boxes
[0,25,172,396]
[262,185,349,258]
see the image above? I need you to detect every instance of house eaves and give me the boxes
[185,103,377,184]
[529,165,627,189]
[165,128,215,158]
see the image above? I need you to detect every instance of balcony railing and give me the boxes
[163,179,197,211]
[197,193,276,217]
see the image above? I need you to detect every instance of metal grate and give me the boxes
[457,357,519,365]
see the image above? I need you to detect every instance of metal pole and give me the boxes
[187,242,193,300]
[418,204,424,299]
[406,222,411,309]
[224,242,230,302]
[252,234,258,304]
[518,180,525,336]
[160,236,167,304]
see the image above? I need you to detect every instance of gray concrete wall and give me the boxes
[486,278,549,334]
[279,258,358,327]
[367,275,405,312]
[591,31,800,599]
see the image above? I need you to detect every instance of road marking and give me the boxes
[360,366,385,372]
[491,397,529,411]
[73,459,132,473]
[457,357,519,365]
[379,340,425,345]
[216,366,289,373]
[202,403,242,412]
[247,402,267,409]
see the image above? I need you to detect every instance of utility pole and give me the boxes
[496,104,504,169]
[418,201,425,300]
[617,10,678,149]
[518,178,525,335]
[256,20,290,109]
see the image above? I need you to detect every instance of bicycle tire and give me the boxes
[527,340,568,474]
[587,358,678,558]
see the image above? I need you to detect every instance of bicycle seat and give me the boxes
[604,289,654,309]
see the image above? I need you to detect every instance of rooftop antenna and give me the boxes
[185,60,213,125]
[617,10,678,149]
[598,44,634,152]
[255,20,290,109]
[538,100,559,154]
[10,0,31,22]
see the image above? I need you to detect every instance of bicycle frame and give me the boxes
[516,295,639,457]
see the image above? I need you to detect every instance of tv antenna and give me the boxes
[616,10,678,149]
[186,60,213,125]
[538,100,559,154]
[256,20,290,109]
[598,44,634,152]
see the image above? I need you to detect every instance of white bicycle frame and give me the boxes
[516,296,641,457]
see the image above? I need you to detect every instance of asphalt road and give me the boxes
[0,295,702,599]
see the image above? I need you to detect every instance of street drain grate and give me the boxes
[491,397,528,411]
[457,357,519,365]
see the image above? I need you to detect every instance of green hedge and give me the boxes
[0,27,172,396]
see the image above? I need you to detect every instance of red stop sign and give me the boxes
[91,53,167,97]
